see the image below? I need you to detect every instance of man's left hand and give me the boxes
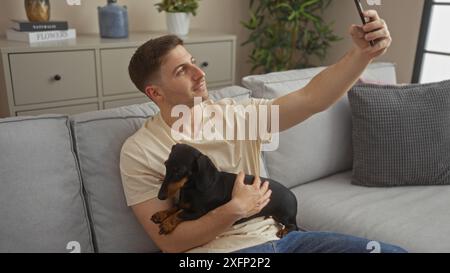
[349,10,392,60]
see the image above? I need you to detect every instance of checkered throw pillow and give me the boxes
[348,80,450,187]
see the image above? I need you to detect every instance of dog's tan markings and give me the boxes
[167,176,189,198]
[151,206,179,224]
[276,228,290,238]
[159,210,184,235]
[275,223,297,238]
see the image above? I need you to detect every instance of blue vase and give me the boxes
[98,0,129,38]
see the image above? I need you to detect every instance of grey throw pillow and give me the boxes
[348,80,450,187]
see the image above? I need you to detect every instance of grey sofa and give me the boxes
[1,63,449,253]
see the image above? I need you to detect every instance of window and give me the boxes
[412,0,450,83]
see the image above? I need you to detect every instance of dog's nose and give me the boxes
[158,191,168,200]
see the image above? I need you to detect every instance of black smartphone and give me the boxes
[354,0,375,46]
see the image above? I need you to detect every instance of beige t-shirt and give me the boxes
[120,97,280,253]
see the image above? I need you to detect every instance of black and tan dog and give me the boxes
[151,144,299,237]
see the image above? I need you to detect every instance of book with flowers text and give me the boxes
[6,28,76,43]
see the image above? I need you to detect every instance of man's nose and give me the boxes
[191,64,205,81]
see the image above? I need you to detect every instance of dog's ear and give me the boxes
[194,154,218,192]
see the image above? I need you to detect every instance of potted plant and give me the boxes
[242,0,341,73]
[155,0,200,36]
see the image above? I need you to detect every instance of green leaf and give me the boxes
[242,0,339,73]
[154,0,200,16]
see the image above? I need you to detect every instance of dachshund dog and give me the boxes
[151,144,299,237]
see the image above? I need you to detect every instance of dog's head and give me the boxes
[158,144,218,200]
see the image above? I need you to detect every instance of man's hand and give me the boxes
[350,10,392,60]
[229,172,272,220]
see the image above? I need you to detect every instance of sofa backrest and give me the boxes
[0,116,95,253]
[243,63,398,188]
[242,62,397,99]
[69,86,253,253]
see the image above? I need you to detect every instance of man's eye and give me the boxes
[192,58,197,65]
[176,67,185,76]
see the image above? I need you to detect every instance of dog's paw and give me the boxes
[159,221,176,235]
[151,211,168,224]
[276,228,290,238]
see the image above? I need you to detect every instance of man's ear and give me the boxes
[144,85,163,103]
[194,155,218,192]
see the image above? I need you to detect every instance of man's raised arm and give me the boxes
[273,10,392,132]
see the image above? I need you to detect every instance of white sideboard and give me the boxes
[0,31,236,117]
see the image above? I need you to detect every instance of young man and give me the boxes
[121,10,406,253]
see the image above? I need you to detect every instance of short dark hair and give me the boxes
[128,35,184,93]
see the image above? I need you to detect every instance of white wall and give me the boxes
[324,0,425,83]
[0,0,424,83]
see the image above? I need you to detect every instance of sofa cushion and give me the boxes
[69,86,259,252]
[264,96,353,188]
[71,103,159,253]
[0,115,94,253]
[292,171,450,252]
[243,66,326,99]
[348,80,450,187]
[242,62,397,99]
[243,63,397,188]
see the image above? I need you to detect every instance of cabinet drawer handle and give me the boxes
[53,75,62,81]
[200,62,209,68]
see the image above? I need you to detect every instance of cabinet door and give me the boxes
[185,41,233,87]
[101,47,139,96]
[9,50,97,106]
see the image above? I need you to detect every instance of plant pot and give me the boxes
[166,12,190,36]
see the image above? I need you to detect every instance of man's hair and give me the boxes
[128,35,184,94]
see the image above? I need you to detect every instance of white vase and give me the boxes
[166,12,190,36]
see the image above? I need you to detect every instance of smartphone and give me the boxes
[354,0,375,46]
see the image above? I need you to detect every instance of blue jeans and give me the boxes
[233,231,407,253]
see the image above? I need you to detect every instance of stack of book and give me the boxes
[6,20,76,44]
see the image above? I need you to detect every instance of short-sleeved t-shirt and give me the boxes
[120,97,280,253]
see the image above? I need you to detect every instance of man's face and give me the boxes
[155,45,208,108]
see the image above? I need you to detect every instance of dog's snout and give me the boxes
[158,190,168,200]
